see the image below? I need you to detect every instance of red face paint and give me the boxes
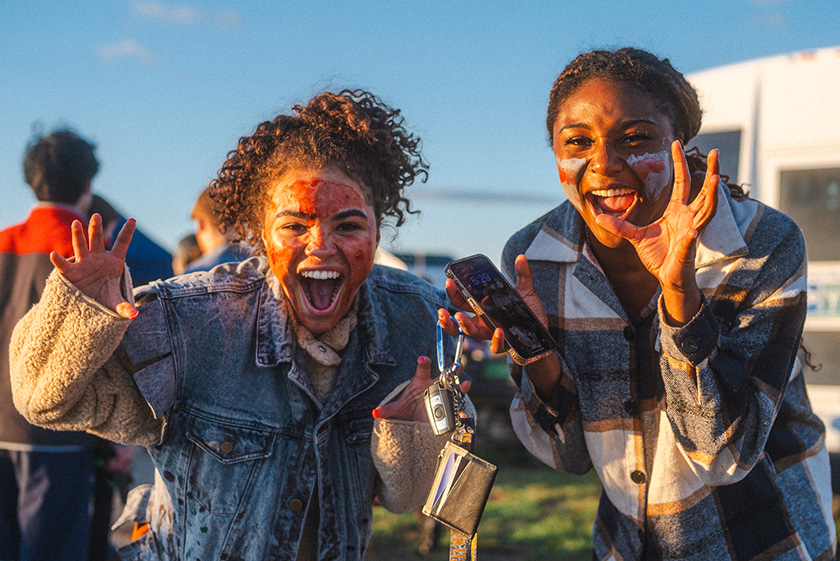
[263,169,378,334]
[627,151,672,202]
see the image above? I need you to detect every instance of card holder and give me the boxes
[422,440,498,538]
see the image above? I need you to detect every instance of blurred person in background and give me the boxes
[182,186,253,273]
[0,128,101,561]
[171,233,202,275]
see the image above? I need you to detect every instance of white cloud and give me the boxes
[133,1,200,24]
[97,39,156,65]
[132,1,242,29]
[753,12,787,30]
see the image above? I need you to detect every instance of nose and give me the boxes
[304,226,336,258]
[589,141,624,175]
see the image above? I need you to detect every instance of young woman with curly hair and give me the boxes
[443,48,836,560]
[9,90,469,560]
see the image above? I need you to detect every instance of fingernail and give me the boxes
[129,309,139,320]
[418,356,427,365]
[372,408,380,419]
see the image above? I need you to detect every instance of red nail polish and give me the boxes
[418,356,427,365]
[129,309,139,320]
[372,408,380,419]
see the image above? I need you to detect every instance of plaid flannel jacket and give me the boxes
[506,186,836,561]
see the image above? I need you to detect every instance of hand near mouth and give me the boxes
[595,140,719,325]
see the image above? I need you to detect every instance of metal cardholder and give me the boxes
[422,440,498,538]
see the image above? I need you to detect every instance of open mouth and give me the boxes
[299,270,343,312]
[587,188,638,220]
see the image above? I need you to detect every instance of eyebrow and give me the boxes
[332,209,370,222]
[557,118,659,133]
[274,210,315,220]
[273,209,370,221]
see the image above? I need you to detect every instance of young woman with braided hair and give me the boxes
[442,48,836,560]
[10,90,470,560]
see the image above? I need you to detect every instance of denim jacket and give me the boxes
[11,258,452,560]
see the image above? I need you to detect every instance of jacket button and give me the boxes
[623,326,635,341]
[630,470,646,484]
[681,336,700,354]
[624,399,640,416]
[289,498,304,511]
[220,438,235,455]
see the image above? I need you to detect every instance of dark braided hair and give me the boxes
[210,89,428,252]
[546,48,744,196]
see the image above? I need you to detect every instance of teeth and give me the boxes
[300,270,340,280]
[591,188,634,197]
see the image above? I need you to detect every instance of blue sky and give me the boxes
[1,1,838,266]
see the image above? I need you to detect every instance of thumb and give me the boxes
[412,354,432,383]
[372,356,431,420]
[514,254,540,301]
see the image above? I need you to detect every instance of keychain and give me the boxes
[424,319,469,441]
[422,318,497,561]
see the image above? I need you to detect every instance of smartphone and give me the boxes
[445,254,556,365]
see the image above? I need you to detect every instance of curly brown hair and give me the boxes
[545,47,745,197]
[209,89,428,252]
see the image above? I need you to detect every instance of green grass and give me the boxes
[366,459,601,561]
[366,453,840,561]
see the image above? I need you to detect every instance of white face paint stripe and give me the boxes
[626,150,672,202]
[555,157,587,211]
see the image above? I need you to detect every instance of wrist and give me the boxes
[527,352,562,401]
[661,286,701,327]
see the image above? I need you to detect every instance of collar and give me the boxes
[523,183,748,269]
[29,202,87,222]
[255,264,395,368]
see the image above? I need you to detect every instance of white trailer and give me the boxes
[688,47,840,473]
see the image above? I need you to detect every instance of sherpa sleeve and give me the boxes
[9,269,164,447]
[371,380,475,514]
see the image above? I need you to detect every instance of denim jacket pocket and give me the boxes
[185,413,275,515]
[340,411,376,507]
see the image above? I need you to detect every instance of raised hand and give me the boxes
[373,356,471,422]
[595,140,719,324]
[50,213,138,319]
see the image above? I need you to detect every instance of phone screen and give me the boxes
[446,255,555,363]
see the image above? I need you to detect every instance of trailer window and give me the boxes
[690,130,741,184]
[779,168,840,262]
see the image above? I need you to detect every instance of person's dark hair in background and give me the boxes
[23,129,99,204]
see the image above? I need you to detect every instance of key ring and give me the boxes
[437,316,465,382]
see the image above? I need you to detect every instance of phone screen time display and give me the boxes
[450,257,554,357]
